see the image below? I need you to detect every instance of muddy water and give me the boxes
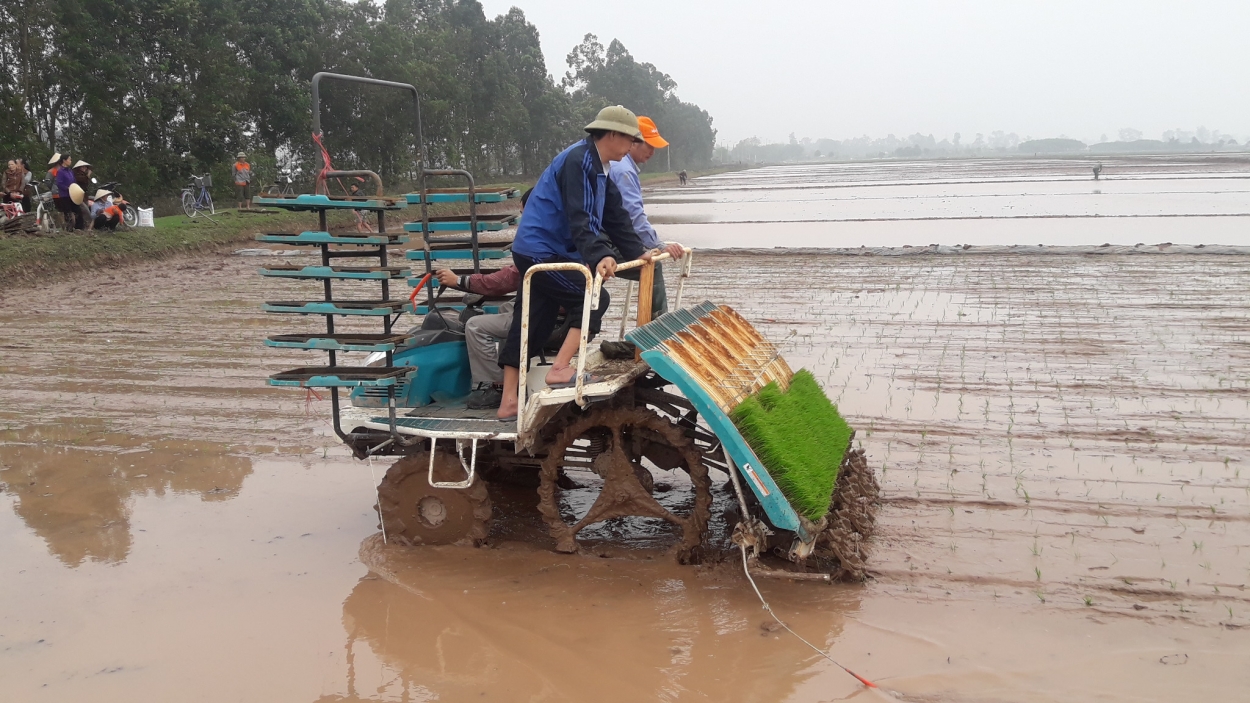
[656,156,1250,248]
[4,176,1250,700]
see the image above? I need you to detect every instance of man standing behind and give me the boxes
[609,116,685,318]
[233,152,252,210]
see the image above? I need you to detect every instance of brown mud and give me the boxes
[2,223,1250,699]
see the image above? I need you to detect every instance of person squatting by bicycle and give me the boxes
[495,105,654,421]
[89,189,123,231]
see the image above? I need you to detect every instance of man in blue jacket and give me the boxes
[497,105,652,420]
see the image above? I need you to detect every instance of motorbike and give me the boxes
[91,178,140,228]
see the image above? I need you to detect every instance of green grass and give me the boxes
[729,369,853,521]
[0,209,346,287]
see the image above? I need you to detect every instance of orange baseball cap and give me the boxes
[637,116,669,148]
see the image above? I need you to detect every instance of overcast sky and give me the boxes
[476,0,1250,146]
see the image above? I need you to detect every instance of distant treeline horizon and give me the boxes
[718,127,1248,163]
[0,0,716,204]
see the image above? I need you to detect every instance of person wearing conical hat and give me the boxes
[90,190,123,231]
[46,153,64,210]
[496,105,654,420]
[87,188,111,230]
[609,115,686,319]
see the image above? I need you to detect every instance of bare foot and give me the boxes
[497,399,518,419]
[543,365,575,386]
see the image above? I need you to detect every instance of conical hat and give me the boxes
[48,153,62,165]
[94,189,111,200]
[69,183,85,205]
[73,160,91,169]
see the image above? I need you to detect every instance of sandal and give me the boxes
[546,373,604,389]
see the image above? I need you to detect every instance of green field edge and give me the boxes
[0,210,348,289]
[0,167,740,289]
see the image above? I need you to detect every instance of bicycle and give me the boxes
[31,180,57,233]
[181,174,216,218]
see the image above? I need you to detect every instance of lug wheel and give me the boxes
[376,450,491,546]
[537,406,712,563]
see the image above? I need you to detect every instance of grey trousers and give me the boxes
[465,300,514,386]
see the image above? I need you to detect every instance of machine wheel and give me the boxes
[537,406,712,563]
[122,205,138,228]
[181,191,196,218]
[376,449,491,546]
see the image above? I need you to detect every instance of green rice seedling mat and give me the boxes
[729,369,852,521]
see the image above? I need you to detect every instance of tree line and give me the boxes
[0,0,716,205]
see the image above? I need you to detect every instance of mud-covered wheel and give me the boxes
[537,406,712,563]
[376,450,491,546]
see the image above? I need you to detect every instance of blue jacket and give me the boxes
[512,137,645,266]
[608,153,661,249]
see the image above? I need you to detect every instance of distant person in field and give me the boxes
[678,169,688,186]
[1093,163,1102,180]
[233,152,252,210]
[609,115,686,319]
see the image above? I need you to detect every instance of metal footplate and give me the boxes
[265,333,411,352]
[405,187,520,204]
[268,366,414,388]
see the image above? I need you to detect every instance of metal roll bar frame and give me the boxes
[310,72,432,451]
[516,247,692,435]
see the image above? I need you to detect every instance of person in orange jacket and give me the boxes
[233,152,252,210]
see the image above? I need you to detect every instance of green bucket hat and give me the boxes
[584,105,642,139]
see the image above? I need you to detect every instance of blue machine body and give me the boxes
[349,338,472,408]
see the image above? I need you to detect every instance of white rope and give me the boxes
[367,455,388,545]
[738,543,877,689]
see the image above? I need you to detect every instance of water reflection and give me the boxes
[0,421,251,566]
[313,535,861,702]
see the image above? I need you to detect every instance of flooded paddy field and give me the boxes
[3,157,1250,701]
[656,154,1250,249]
